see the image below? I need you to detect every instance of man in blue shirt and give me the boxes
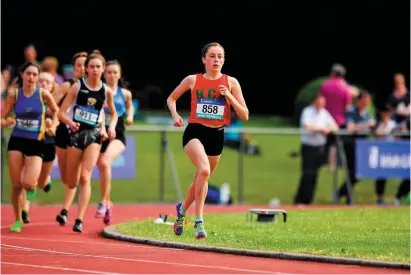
[337,91,375,204]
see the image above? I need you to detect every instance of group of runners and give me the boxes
[2,50,135,233]
[2,43,249,239]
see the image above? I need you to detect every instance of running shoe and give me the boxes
[22,209,30,224]
[103,203,113,225]
[73,219,83,233]
[10,220,23,232]
[56,209,68,226]
[95,202,106,218]
[173,202,186,235]
[26,188,36,201]
[194,220,207,239]
[43,180,53,193]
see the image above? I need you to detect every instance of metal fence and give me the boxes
[126,125,410,205]
[1,125,408,205]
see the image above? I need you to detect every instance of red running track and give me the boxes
[1,204,408,274]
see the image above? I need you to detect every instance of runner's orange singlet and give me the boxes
[188,74,231,126]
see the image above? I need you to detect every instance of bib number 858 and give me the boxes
[202,105,218,114]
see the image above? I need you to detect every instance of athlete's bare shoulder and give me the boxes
[121,88,133,99]
[69,81,80,93]
[62,81,72,88]
[105,85,114,95]
[184,74,197,83]
[181,74,197,90]
[7,87,16,97]
[227,75,240,90]
[41,88,51,97]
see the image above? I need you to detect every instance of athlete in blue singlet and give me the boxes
[95,60,134,224]
[21,72,58,224]
[1,62,59,232]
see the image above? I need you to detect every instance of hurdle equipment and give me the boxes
[246,209,287,223]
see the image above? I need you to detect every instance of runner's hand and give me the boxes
[218,85,231,97]
[108,127,116,141]
[172,114,184,127]
[46,127,56,136]
[126,116,133,126]
[1,117,15,128]
[70,121,80,132]
[45,118,53,128]
[101,131,108,141]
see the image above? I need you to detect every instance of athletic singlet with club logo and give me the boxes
[188,74,231,126]
[104,86,125,126]
[72,78,106,129]
[11,87,46,140]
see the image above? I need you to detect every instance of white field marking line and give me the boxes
[1,236,182,251]
[0,222,56,229]
[1,261,120,274]
[1,244,285,274]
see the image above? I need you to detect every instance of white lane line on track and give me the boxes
[2,244,285,274]
[1,235,182,251]
[1,222,56,229]
[1,261,121,274]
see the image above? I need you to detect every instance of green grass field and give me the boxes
[116,208,410,263]
[0,111,403,205]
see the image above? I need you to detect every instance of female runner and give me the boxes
[58,50,117,232]
[54,52,88,225]
[95,60,134,224]
[167,43,249,239]
[21,72,59,223]
[2,62,59,232]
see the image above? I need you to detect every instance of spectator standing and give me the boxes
[386,73,410,205]
[294,93,338,205]
[319,63,353,171]
[373,106,398,205]
[23,45,40,66]
[337,91,375,204]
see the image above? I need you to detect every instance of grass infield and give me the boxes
[115,208,410,263]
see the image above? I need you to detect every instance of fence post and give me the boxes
[238,132,245,205]
[332,143,339,204]
[335,135,355,204]
[159,130,166,202]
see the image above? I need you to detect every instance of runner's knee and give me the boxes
[21,178,36,191]
[98,156,110,171]
[79,171,92,186]
[197,165,210,180]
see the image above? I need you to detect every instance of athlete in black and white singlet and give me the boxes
[67,77,107,150]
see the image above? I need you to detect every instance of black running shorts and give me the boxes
[69,128,102,151]
[182,123,224,156]
[55,123,70,149]
[7,136,43,158]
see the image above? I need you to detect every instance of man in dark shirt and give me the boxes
[337,91,375,204]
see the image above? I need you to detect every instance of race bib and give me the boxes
[74,105,99,126]
[16,119,40,132]
[196,98,225,120]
